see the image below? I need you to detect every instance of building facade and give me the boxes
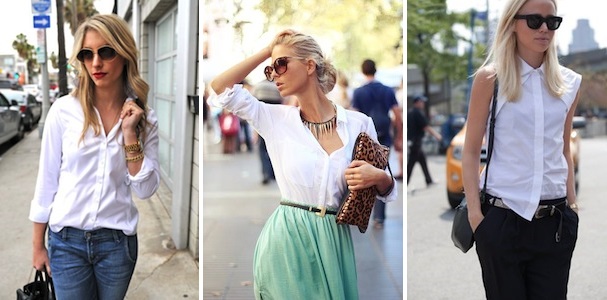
[568,19,599,54]
[116,0,200,257]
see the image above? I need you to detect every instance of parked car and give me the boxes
[0,89,42,130]
[445,116,586,209]
[0,92,24,146]
[0,79,22,91]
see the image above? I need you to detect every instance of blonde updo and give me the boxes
[271,31,337,94]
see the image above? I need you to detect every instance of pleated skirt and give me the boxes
[253,203,358,300]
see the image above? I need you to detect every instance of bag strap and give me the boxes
[481,79,499,203]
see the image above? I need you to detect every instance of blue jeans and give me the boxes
[373,200,386,223]
[48,227,138,300]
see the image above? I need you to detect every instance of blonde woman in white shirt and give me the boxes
[210,30,397,300]
[29,14,159,299]
[463,0,580,299]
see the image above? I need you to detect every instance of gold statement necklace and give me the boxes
[301,103,337,139]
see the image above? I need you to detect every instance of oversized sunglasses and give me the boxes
[513,14,562,30]
[76,46,118,62]
[264,56,305,81]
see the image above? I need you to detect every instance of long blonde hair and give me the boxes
[270,31,337,94]
[478,0,565,101]
[69,14,150,143]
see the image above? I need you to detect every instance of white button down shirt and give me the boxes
[29,95,160,235]
[210,85,397,209]
[482,59,581,220]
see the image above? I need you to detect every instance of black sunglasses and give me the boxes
[264,56,305,81]
[514,14,562,30]
[76,46,118,62]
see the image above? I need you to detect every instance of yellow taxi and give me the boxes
[445,116,586,209]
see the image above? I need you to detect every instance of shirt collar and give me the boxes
[335,103,348,123]
[520,57,545,82]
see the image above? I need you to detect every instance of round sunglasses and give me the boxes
[513,14,562,31]
[76,46,118,62]
[264,56,305,81]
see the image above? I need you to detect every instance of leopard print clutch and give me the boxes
[336,132,391,233]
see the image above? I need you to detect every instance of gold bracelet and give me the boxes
[125,153,144,163]
[124,141,142,153]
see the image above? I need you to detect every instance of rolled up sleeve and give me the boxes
[127,110,160,200]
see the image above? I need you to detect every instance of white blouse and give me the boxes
[210,85,397,209]
[29,95,160,235]
[482,59,581,220]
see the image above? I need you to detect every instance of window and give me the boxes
[153,8,178,183]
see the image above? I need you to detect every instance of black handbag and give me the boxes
[16,270,55,300]
[451,80,498,253]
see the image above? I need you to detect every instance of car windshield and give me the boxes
[0,90,25,104]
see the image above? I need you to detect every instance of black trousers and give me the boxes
[406,140,432,184]
[475,202,579,300]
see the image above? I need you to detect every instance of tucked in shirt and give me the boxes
[210,85,397,209]
[481,59,581,220]
[29,95,161,235]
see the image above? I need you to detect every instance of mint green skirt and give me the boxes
[253,204,358,300]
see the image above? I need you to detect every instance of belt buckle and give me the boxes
[316,206,327,217]
[534,205,555,219]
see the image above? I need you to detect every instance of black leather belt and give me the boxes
[484,193,568,242]
[280,201,337,217]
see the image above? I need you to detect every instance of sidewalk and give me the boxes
[202,128,404,299]
[0,128,198,299]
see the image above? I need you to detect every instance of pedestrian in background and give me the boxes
[209,29,397,300]
[351,58,402,229]
[327,69,352,109]
[407,95,441,186]
[463,0,580,298]
[239,80,254,152]
[251,79,283,184]
[393,80,404,180]
[29,14,160,299]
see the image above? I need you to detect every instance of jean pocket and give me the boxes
[124,234,138,263]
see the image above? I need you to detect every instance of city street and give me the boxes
[202,128,404,300]
[408,136,607,299]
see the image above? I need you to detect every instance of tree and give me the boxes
[64,0,99,36]
[12,34,38,83]
[50,51,58,69]
[407,0,474,115]
[255,0,402,75]
[57,0,69,96]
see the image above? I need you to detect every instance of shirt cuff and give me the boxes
[29,200,51,223]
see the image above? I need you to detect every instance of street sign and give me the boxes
[31,0,52,15]
[33,15,51,29]
[36,47,46,63]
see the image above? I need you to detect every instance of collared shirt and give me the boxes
[29,95,160,235]
[482,59,581,220]
[210,85,397,209]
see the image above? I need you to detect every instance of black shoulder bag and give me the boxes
[451,79,498,253]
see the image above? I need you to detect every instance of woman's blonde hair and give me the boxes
[270,31,337,94]
[477,0,565,101]
[69,14,150,143]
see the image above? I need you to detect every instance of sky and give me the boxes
[0,0,115,59]
[446,0,607,55]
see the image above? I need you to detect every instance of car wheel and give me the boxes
[11,121,25,142]
[448,192,464,209]
[25,115,33,131]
